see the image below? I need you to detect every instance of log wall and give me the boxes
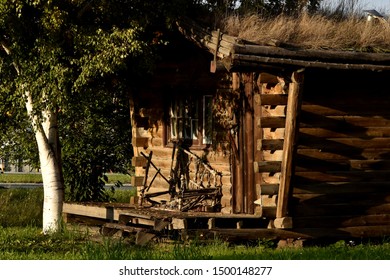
[291,69,390,230]
[130,36,233,213]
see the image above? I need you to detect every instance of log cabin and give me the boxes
[64,17,390,243]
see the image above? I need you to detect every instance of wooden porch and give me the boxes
[62,202,390,245]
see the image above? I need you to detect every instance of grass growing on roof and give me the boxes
[223,13,390,52]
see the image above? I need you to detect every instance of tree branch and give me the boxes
[1,40,20,75]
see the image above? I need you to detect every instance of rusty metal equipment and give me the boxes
[139,143,223,212]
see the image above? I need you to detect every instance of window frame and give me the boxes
[166,92,213,148]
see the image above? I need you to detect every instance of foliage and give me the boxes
[191,0,324,19]
[0,0,327,204]
[0,0,187,201]
[60,73,134,201]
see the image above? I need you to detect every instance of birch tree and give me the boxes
[0,0,181,233]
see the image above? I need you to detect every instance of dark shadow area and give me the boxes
[290,68,390,236]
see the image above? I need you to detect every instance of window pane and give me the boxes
[171,117,177,139]
[168,94,213,144]
[184,117,191,139]
[203,95,213,144]
[192,119,198,139]
[177,118,183,139]
[170,99,177,117]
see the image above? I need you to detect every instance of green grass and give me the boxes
[1,228,390,260]
[0,188,43,227]
[0,173,43,183]
[1,188,390,260]
[0,226,89,260]
[0,188,134,228]
[0,173,132,184]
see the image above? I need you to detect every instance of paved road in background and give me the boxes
[0,183,43,189]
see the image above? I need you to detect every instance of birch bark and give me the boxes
[25,92,64,234]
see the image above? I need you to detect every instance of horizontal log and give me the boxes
[297,148,390,161]
[132,137,149,148]
[231,43,390,65]
[299,127,390,138]
[301,104,390,117]
[302,92,390,106]
[203,40,231,58]
[260,206,276,218]
[293,203,390,217]
[178,18,390,73]
[258,139,284,150]
[229,53,390,71]
[176,20,233,58]
[294,170,390,183]
[274,217,293,229]
[260,94,288,105]
[62,203,129,221]
[300,114,390,128]
[295,158,390,172]
[259,116,286,128]
[293,214,390,229]
[260,184,279,195]
[211,30,238,44]
[132,156,148,167]
[293,182,390,195]
[131,176,145,187]
[298,136,390,150]
[189,225,390,240]
[100,223,141,236]
[295,157,350,172]
[293,192,390,205]
[254,161,282,173]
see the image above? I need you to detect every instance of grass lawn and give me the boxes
[0,172,132,184]
[1,225,390,260]
[1,188,390,260]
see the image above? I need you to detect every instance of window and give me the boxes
[168,93,213,146]
[202,95,213,145]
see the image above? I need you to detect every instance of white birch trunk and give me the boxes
[1,42,64,233]
[25,92,64,234]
